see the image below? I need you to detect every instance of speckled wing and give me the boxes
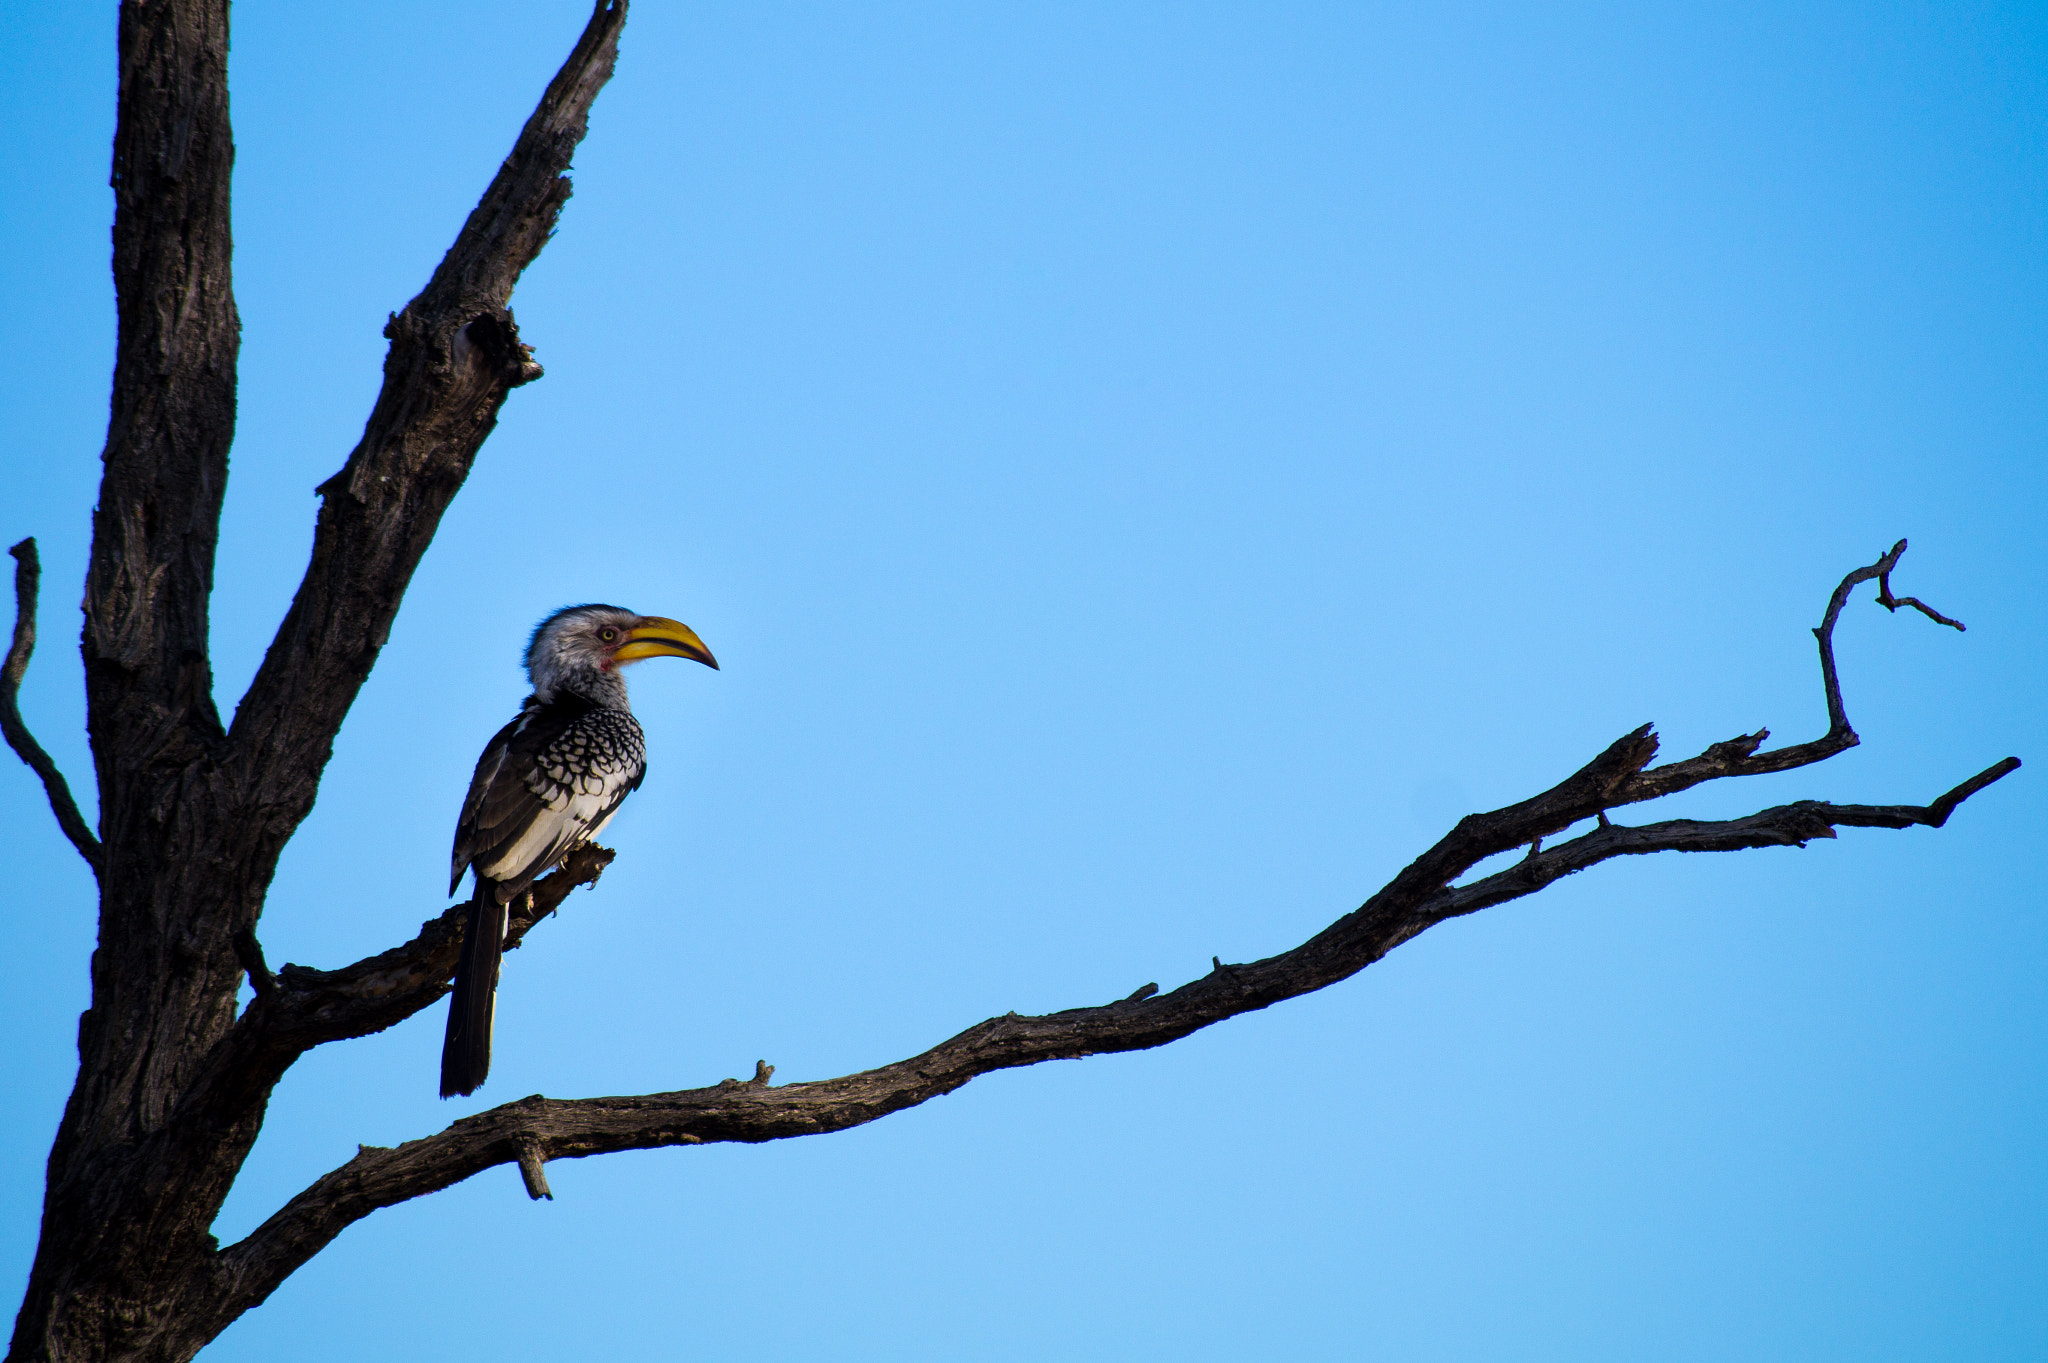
[449,699,647,900]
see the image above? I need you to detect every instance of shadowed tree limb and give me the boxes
[207,758,2016,1317]
[1,540,100,877]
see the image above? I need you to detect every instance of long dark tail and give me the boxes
[440,882,507,1098]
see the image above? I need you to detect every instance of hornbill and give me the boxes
[441,604,717,1097]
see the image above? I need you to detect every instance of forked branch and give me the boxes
[206,544,2018,1319]
[1419,756,2022,929]
[1606,538,1967,804]
[2,539,100,876]
[1876,549,1967,631]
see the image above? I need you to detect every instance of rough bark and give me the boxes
[3,1,2019,1360]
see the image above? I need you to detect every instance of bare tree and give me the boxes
[1,3,2018,1360]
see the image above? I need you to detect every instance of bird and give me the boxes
[441,604,717,1098]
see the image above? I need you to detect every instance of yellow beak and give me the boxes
[612,616,718,669]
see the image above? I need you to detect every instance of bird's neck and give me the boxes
[532,668,632,712]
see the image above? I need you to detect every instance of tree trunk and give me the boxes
[9,3,628,1358]
[11,1,246,1357]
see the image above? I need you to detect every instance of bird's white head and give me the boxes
[524,604,718,706]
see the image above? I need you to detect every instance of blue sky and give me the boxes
[3,2,2043,1358]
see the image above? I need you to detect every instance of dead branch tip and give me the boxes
[3,537,103,876]
[1925,757,2021,827]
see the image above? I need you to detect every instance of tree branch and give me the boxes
[1,539,101,877]
[222,0,630,852]
[211,757,2016,1313]
[258,846,616,1051]
[151,847,616,1151]
[1417,755,2023,929]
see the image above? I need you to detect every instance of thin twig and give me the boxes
[1619,539,1969,805]
[1877,554,1966,631]
[3,538,102,877]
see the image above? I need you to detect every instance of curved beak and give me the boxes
[613,616,718,669]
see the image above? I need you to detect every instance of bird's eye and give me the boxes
[598,627,619,642]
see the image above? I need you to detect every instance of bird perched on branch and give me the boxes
[441,604,717,1097]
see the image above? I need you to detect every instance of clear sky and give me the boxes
[3,2,2043,1359]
